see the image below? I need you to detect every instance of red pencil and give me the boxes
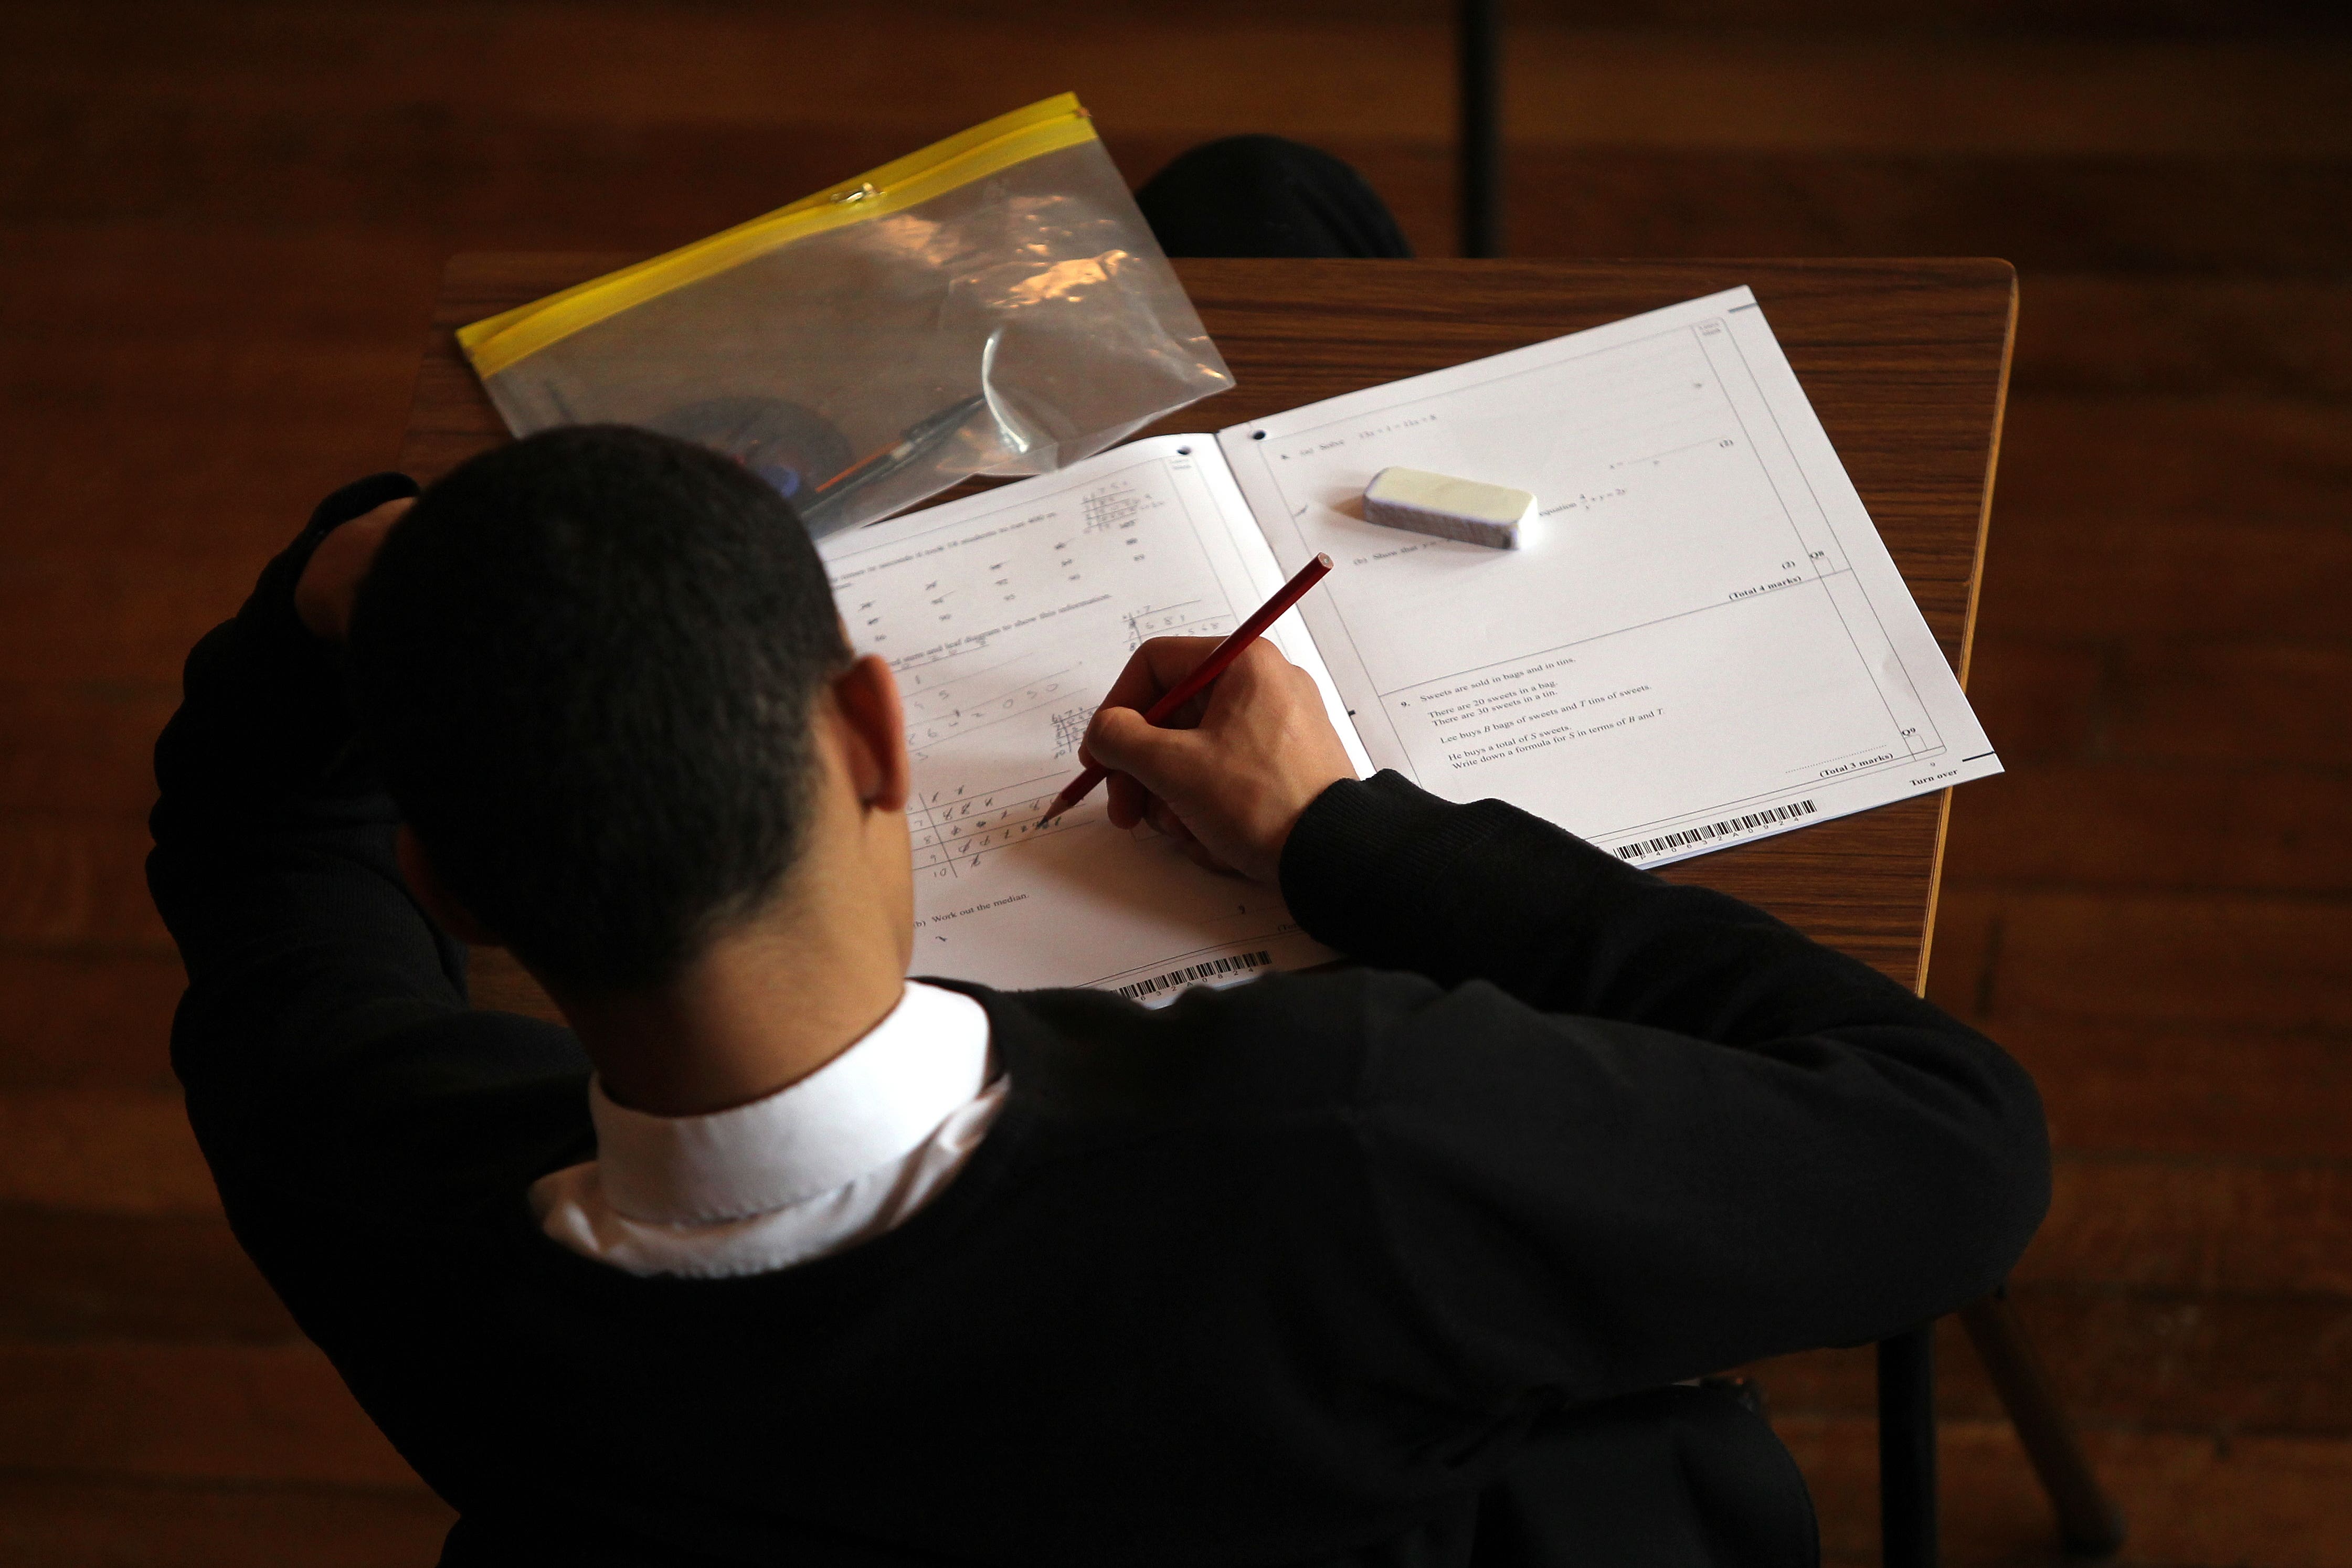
[1037,552,1336,827]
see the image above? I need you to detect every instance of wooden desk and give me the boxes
[401,258,2117,1563]
[400,256,2015,994]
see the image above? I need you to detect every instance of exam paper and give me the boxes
[819,436,1371,997]
[1217,287,2001,867]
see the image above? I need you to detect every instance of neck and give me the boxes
[560,880,908,1119]
[537,659,919,1118]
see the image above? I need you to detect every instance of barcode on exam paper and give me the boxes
[1118,950,1272,1000]
[1614,799,1819,862]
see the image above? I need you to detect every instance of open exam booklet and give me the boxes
[818,287,2001,1002]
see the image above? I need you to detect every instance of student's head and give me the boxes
[347,426,870,997]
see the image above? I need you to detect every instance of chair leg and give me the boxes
[1878,1324,1939,1568]
[1958,1288,2127,1556]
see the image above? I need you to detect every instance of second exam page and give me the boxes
[1218,287,2001,867]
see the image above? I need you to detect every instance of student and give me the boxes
[152,412,2046,1565]
[1134,134,1416,260]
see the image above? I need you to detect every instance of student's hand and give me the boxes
[295,498,412,643]
[1080,637,1355,884]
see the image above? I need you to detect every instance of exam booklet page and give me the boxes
[818,436,1372,998]
[1217,286,2002,869]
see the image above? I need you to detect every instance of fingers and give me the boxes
[296,497,413,642]
[1104,768,1149,830]
[1088,708,1162,831]
[1080,711,1194,841]
[1143,797,1192,842]
[1075,636,1342,885]
[1088,704,1212,844]
[336,497,412,559]
[1085,703,1212,800]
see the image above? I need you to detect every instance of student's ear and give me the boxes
[395,824,501,947]
[829,654,911,814]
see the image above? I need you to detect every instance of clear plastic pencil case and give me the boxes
[456,94,1234,538]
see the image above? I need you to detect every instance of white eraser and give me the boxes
[1362,467,1534,550]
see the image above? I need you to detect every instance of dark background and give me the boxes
[2,2,2347,1562]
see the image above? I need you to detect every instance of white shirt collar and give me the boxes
[588,981,992,1226]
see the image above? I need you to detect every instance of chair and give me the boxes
[1877,1287,2127,1566]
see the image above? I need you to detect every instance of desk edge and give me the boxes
[1916,259,2018,999]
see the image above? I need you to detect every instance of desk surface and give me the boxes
[401,255,2015,991]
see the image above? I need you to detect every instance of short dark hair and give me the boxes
[347,426,851,994]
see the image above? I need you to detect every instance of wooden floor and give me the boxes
[3,2,2348,1562]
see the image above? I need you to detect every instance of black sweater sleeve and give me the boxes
[148,478,586,1202]
[149,474,439,987]
[1274,772,2050,1394]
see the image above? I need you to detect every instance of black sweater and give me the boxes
[149,476,2049,1567]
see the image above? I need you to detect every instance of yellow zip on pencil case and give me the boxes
[457,94,1233,537]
